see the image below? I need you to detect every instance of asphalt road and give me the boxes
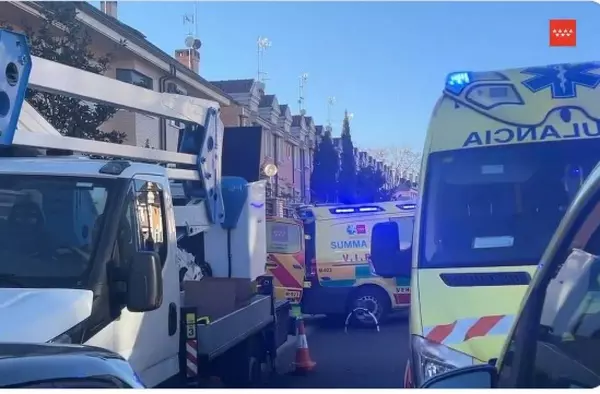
[269,314,410,388]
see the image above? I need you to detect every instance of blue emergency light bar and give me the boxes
[445,72,471,94]
[329,206,385,215]
[397,203,416,211]
[445,71,510,95]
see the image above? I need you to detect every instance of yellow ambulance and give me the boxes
[264,216,306,304]
[299,201,415,326]
[421,161,600,389]
[369,62,600,386]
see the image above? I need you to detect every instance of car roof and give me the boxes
[0,343,136,387]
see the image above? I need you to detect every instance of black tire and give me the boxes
[347,286,391,328]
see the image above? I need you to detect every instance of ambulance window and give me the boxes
[267,221,302,254]
[390,216,414,251]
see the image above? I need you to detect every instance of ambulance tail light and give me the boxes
[411,335,476,386]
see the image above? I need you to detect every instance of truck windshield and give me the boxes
[267,221,302,254]
[0,174,116,288]
[419,139,600,269]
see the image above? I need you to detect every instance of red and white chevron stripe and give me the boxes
[423,314,516,346]
[186,339,198,378]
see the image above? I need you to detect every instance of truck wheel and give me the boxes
[348,286,390,328]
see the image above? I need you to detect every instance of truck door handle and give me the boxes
[168,303,177,336]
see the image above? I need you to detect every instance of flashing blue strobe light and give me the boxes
[445,72,471,95]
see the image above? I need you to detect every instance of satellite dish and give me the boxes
[300,109,306,116]
[263,163,278,177]
[192,38,202,50]
[184,35,195,48]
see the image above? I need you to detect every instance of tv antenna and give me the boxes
[327,96,336,129]
[298,73,309,115]
[183,2,199,37]
[182,3,201,69]
[257,36,272,82]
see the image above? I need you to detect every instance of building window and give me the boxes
[293,147,301,169]
[263,131,274,158]
[116,69,154,90]
[277,138,284,161]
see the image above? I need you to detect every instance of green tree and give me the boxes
[310,135,323,202]
[310,127,339,202]
[356,166,390,203]
[3,3,125,143]
[337,110,357,203]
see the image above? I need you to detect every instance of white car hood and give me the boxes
[0,288,93,343]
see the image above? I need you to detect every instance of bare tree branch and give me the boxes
[367,146,422,179]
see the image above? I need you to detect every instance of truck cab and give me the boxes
[0,28,289,389]
[419,162,600,389]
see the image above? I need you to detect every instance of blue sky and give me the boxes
[93,1,600,151]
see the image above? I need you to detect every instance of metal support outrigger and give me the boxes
[0,28,224,224]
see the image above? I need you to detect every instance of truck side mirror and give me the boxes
[127,251,163,312]
[370,221,411,278]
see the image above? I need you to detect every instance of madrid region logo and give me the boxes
[346,224,367,236]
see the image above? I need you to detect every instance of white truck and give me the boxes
[0,29,290,388]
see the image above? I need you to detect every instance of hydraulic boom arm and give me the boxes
[0,28,224,224]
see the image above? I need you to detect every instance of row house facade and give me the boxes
[291,115,317,202]
[210,79,317,211]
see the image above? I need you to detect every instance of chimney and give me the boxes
[100,1,118,18]
[175,48,200,74]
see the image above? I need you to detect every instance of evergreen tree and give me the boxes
[2,3,125,143]
[356,166,390,203]
[337,110,357,203]
[311,128,339,202]
[310,136,323,202]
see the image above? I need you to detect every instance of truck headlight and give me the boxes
[412,335,477,386]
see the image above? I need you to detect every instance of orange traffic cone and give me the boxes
[292,316,316,375]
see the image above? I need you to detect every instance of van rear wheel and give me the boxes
[348,286,390,328]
